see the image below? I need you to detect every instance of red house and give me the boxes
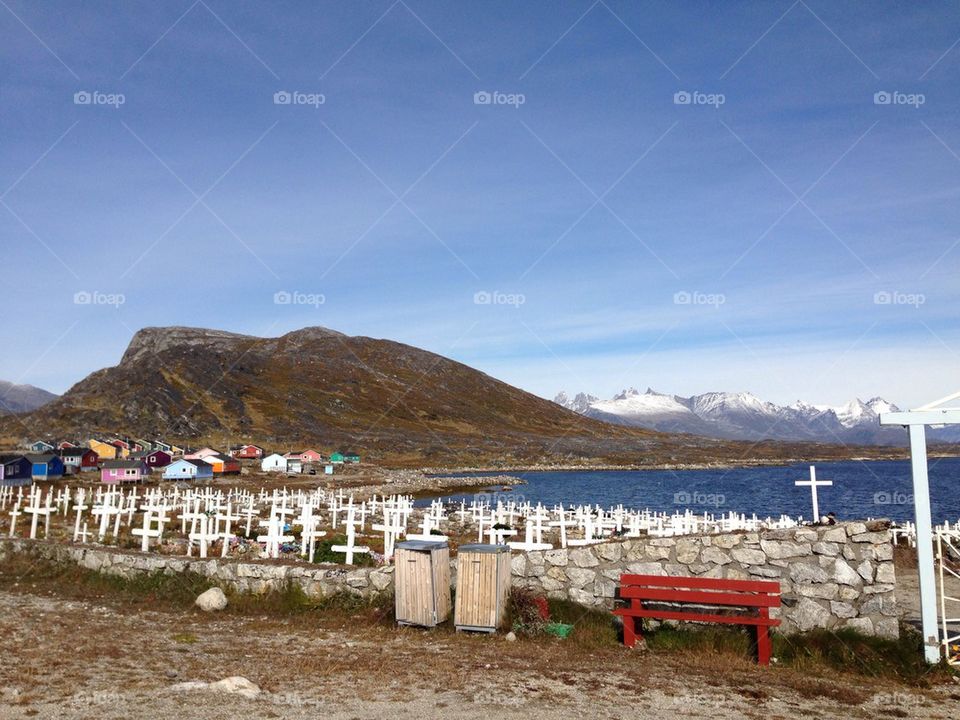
[231,444,263,460]
[59,447,99,473]
[285,449,323,463]
[130,450,172,471]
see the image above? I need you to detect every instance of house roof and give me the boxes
[0,454,27,464]
[59,447,93,457]
[25,453,58,462]
[101,460,145,469]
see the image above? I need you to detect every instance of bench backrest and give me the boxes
[619,573,781,608]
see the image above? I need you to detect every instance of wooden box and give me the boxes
[454,543,512,633]
[394,540,451,627]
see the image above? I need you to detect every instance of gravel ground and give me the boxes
[0,579,958,720]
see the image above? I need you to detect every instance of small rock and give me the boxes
[195,587,228,612]
[165,669,179,679]
[505,631,517,642]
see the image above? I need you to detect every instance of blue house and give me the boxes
[29,440,54,453]
[0,455,32,486]
[25,453,65,480]
[162,458,213,481]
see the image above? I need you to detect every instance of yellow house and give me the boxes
[88,439,118,460]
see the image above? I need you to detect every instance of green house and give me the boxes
[329,451,345,464]
[344,451,360,464]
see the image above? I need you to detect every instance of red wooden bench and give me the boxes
[613,574,781,665]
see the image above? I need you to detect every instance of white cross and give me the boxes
[795,464,832,522]
[72,491,89,542]
[508,518,554,552]
[331,505,370,565]
[132,510,162,553]
[257,516,293,559]
[8,500,22,538]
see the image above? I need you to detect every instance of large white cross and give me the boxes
[795,464,832,522]
[881,392,960,664]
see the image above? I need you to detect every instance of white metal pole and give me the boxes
[907,423,941,664]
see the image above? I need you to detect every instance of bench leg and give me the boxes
[623,614,637,647]
[756,625,771,666]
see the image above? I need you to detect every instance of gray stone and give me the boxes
[712,534,741,549]
[830,601,857,618]
[195,587,228,612]
[875,618,899,639]
[856,560,874,583]
[845,523,868,536]
[794,582,839,600]
[596,543,622,563]
[789,564,829,584]
[569,548,600,568]
[700,547,731,565]
[760,539,812,559]
[795,529,818,543]
[873,543,894,562]
[626,562,665,576]
[843,617,874,635]
[511,554,527,577]
[821,527,847,543]
[852,532,889,544]
[830,559,862,586]
[812,541,840,556]
[731,548,766,565]
[566,567,597,589]
[544,549,568,567]
[875,563,895,584]
[675,540,699,564]
[505,631,517,642]
[792,597,832,632]
[644,544,672,561]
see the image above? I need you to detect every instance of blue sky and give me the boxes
[2,0,958,408]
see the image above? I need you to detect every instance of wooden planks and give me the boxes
[395,541,450,627]
[454,544,511,632]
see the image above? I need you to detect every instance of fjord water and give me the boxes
[431,458,960,524]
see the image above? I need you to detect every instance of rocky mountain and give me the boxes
[1,326,760,467]
[554,388,959,445]
[0,381,58,415]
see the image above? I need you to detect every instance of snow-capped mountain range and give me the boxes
[553,388,959,445]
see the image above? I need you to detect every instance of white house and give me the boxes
[261,453,288,472]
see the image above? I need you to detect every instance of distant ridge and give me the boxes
[554,387,960,445]
[0,380,58,415]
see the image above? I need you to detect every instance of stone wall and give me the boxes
[1,521,899,638]
[0,539,394,599]
[509,521,899,638]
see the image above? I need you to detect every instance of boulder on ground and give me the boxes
[195,587,228,612]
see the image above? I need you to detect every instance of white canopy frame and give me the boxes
[880,390,960,664]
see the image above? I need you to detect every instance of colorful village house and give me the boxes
[202,453,241,475]
[57,440,78,450]
[162,458,213,481]
[168,444,185,455]
[88,439,118,460]
[131,439,152,453]
[230,444,264,460]
[344,451,361,464]
[286,457,304,474]
[329,451,345,464]
[109,439,131,458]
[130,449,172,472]
[100,459,149,484]
[294,449,324,463]
[261,453,288,472]
[0,455,33,486]
[153,440,172,453]
[27,454,65,480]
[28,440,54,453]
[183,447,219,460]
[59,447,99,473]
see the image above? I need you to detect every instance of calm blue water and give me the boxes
[426,459,960,524]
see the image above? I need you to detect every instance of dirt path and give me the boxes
[0,586,957,720]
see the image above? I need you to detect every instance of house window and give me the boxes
[125,469,137,477]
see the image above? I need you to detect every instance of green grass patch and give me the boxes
[311,536,375,566]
